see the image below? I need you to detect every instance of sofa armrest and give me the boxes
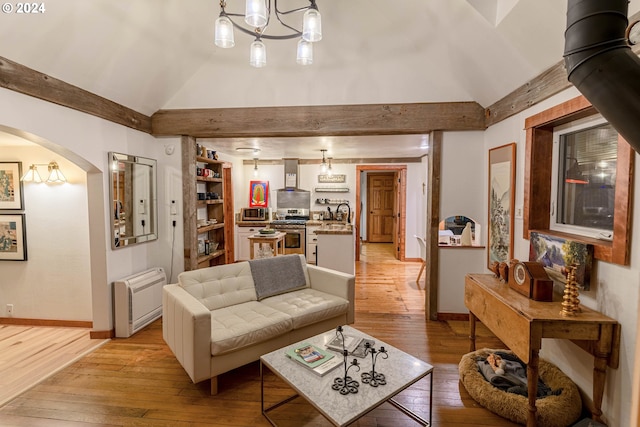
[306,264,355,324]
[162,284,212,383]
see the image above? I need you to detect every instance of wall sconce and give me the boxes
[253,158,259,177]
[20,161,67,183]
[327,157,333,176]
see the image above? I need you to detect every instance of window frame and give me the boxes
[524,95,634,265]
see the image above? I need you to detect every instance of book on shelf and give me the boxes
[325,334,363,354]
[286,343,335,370]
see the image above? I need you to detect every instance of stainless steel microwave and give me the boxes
[241,207,268,221]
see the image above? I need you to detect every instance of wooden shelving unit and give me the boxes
[182,136,231,271]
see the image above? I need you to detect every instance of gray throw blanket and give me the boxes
[476,351,561,399]
[249,255,307,300]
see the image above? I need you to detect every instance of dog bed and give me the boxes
[459,348,582,427]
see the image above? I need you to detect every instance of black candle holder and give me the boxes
[361,342,388,387]
[331,326,360,395]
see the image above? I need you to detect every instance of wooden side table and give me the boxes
[248,232,286,259]
[464,273,620,427]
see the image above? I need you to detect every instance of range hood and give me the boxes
[277,159,310,210]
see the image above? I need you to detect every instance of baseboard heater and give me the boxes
[114,267,166,338]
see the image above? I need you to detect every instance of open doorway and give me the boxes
[355,165,407,261]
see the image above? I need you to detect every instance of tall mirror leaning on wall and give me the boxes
[109,152,158,249]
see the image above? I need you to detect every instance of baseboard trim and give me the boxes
[436,313,469,321]
[406,257,422,263]
[0,317,93,328]
[90,329,115,339]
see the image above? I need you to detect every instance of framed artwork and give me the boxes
[487,143,516,268]
[249,181,269,207]
[0,162,24,210]
[0,214,27,261]
[529,231,593,290]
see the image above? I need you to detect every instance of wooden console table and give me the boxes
[464,273,620,427]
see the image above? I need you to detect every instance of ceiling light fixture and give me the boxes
[236,147,261,154]
[20,161,67,184]
[320,149,328,173]
[215,0,322,68]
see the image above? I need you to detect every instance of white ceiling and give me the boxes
[1,0,639,159]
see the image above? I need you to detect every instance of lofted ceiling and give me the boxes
[1,0,639,159]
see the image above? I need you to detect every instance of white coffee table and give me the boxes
[260,325,433,426]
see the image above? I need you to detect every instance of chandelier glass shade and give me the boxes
[215,0,322,67]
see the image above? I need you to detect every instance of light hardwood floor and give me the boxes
[0,243,519,426]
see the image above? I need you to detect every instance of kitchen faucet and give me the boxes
[335,203,351,224]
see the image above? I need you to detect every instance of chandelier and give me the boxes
[214,0,322,67]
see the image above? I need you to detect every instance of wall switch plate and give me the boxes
[515,205,523,219]
[6,304,13,317]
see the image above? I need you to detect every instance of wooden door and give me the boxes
[367,173,395,243]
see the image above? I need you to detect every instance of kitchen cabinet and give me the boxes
[306,225,320,264]
[236,225,267,261]
[316,231,355,275]
[181,137,231,271]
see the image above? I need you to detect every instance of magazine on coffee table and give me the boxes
[325,334,363,353]
[286,343,334,368]
[285,343,341,376]
[350,338,375,358]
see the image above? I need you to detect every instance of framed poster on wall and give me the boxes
[0,162,24,210]
[0,214,27,261]
[487,143,516,268]
[249,181,269,207]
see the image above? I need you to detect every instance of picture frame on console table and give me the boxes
[529,231,593,290]
[249,180,269,208]
[487,143,515,269]
[0,161,24,210]
[0,213,27,261]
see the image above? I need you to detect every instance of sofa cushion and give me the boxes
[178,262,257,310]
[260,289,349,329]
[210,301,293,355]
[249,254,309,300]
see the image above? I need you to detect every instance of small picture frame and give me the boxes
[249,181,269,207]
[0,213,27,261]
[0,162,24,210]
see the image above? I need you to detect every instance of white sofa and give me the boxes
[162,254,355,394]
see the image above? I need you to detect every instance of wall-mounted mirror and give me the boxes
[109,152,157,249]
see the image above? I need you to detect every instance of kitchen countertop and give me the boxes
[237,221,270,227]
[313,223,354,235]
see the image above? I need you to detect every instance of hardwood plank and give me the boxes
[150,102,487,137]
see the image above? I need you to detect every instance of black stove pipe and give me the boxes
[564,0,640,153]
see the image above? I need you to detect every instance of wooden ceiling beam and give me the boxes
[150,102,486,137]
[486,10,640,127]
[0,56,152,134]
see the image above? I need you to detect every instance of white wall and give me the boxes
[484,87,639,427]
[0,145,91,320]
[0,88,183,331]
[438,131,487,313]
